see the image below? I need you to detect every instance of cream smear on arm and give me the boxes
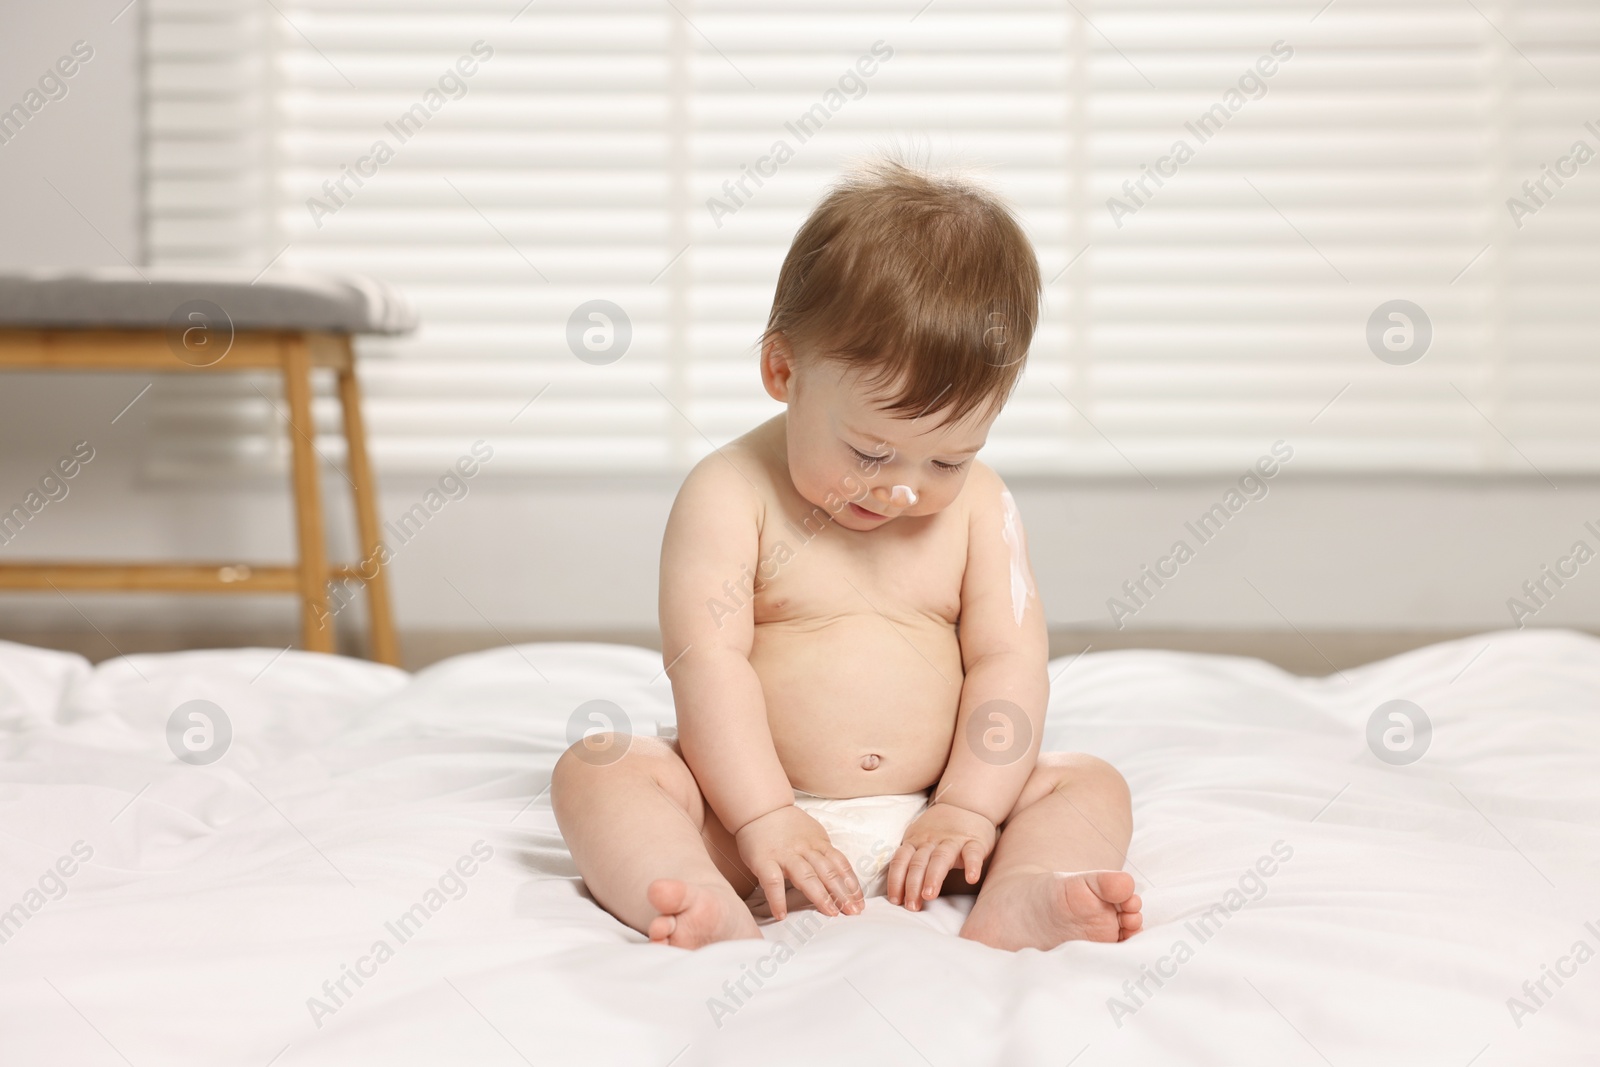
[998,489,1036,625]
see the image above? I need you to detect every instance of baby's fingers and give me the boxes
[920,840,961,902]
[754,860,789,921]
[885,843,915,905]
[785,858,841,917]
[961,840,986,884]
[902,844,935,911]
[814,848,864,915]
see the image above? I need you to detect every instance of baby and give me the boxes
[553,157,1141,952]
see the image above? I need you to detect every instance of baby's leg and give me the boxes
[957,752,1143,951]
[551,734,762,948]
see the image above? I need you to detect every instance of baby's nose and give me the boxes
[871,484,918,508]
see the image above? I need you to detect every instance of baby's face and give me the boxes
[774,354,996,532]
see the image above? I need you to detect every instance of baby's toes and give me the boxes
[647,913,678,943]
[1089,870,1137,906]
[1118,910,1143,941]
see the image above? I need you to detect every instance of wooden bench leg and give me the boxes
[282,333,335,653]
[336,345,400,666]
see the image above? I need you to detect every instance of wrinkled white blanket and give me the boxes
[0,630,1595,1065]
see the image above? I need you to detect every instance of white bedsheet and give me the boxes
[0,630,1596,1066]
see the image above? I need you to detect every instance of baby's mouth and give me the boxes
[848,501,886,521]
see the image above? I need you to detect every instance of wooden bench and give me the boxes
[0,269,416,665]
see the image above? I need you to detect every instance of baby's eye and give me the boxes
[932,459,966,472]
[851,446,889,464]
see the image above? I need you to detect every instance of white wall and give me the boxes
[3,9,1598,640]
[0,1,140,267]
[6,438,1599,637]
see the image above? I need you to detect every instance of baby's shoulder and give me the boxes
[670,421,782,518]
[955,458,1011,524]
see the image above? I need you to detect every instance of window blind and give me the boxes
[142,0,1600,479]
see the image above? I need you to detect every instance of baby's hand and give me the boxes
[887,803,997,912]
[734,805,865,919]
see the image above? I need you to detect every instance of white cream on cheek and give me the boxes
[999,489,1036,625]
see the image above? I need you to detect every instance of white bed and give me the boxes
[1,630,1595,1066]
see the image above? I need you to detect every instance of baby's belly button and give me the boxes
[781,736,946,795]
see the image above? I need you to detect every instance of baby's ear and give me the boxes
[760,333,796,402]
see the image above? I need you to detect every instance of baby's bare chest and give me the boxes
[749,501,966,627]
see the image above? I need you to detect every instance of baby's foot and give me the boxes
[645,879,763,949]
[958,869,1142,952]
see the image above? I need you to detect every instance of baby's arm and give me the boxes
[659,458,863,918]
[887,465,1049,906]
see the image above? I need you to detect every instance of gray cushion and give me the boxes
[0,267,418,335]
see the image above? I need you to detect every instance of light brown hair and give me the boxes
[762,156,1041,427]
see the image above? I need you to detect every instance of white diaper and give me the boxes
[653,724,929,915]
[743,788,930,917]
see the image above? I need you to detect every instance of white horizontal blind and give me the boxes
[142,0,1600,478]
[1080,0,1600,474]
[1501,0,1600,473]
[145,0,284,475]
